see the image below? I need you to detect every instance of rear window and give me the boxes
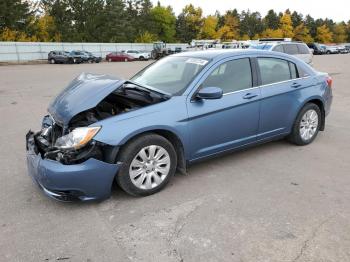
[297,44,310,54]
[284,44,299,55]
[258,58,291,85]
[272,45,284,53]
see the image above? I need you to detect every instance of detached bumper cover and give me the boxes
[26,133,120,202]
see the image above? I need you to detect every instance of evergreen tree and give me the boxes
[240,11,263,38]
[263,10,279,30]
[0,0,32,32]
[291,11,303,28]
[103,0,129,42]
[304,14,317,38]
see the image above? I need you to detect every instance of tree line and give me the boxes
[1,0,349,43]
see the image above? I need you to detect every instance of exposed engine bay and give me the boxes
[31,84,168,165]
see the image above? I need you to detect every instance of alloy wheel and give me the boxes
[129,145,170,190]
[299,109,319,141]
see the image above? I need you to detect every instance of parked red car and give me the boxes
[106,52,135,62]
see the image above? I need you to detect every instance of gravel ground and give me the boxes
[0,55,349,262]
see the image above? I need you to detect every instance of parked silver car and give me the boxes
[322,45,339,54]
[122,50,151,60]
[249,39,313,64]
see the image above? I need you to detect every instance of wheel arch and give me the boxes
[116,129,187,174]
[299,97,326,131]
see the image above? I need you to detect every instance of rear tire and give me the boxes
[50,58,55,64]
[288,103,321,146]
[124,58,128,62]
[116,134,177,196]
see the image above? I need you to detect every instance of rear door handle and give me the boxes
[243,93,258,99]
[291,82,302,88]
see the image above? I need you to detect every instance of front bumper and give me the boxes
[26,132,120,202]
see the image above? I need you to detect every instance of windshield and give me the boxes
[249,44,273,50]
[131,56,209,95]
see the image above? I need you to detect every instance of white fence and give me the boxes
[0,41,189,62]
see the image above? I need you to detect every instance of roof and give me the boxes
[173,49,296,60]
[173,49,260,60]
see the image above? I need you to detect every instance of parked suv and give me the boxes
[249,39,313,64]
[307,43,325,55]
[48,51,82,64]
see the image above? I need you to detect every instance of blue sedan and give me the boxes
[26,49,333,201]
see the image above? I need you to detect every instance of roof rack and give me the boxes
[259,38,292,42]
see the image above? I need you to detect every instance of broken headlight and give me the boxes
[54,126,101,150]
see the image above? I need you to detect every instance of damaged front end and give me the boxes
[26,73,169,201]
[33,116,105,165]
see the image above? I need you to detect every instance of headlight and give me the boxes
[54,126,101,150]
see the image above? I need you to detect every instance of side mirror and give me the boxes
[196,86,223,100]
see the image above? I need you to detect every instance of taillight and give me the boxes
[326,76,333,88]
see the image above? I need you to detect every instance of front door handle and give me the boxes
[291,82,301,88]
[243,93,258,99]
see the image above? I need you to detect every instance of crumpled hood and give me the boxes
[48,73,125,126]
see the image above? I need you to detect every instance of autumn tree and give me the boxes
[33,15,61,42]
[315,24,333,43]
[293,23,313,43]
[198,16,218,39]
[217,10,239,40]
[280,12,294,38]
[333,22,347,43]
[135,31,157,43]
[259,28,283,38]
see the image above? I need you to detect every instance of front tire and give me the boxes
[116,134,177,196]
[288,103,321,146]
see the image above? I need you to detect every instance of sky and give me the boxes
[152,0,350,22]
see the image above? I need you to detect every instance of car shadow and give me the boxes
[107,139,291,200]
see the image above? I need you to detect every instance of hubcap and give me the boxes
[129,145,170,190]
[299,109,319,141]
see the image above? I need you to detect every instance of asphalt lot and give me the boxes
[0,55,350,262]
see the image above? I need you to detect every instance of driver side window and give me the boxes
[202,58,252,94]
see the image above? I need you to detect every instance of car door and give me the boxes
[57,51,65,63]
[256,56,314,139]
[187,57,261,160]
